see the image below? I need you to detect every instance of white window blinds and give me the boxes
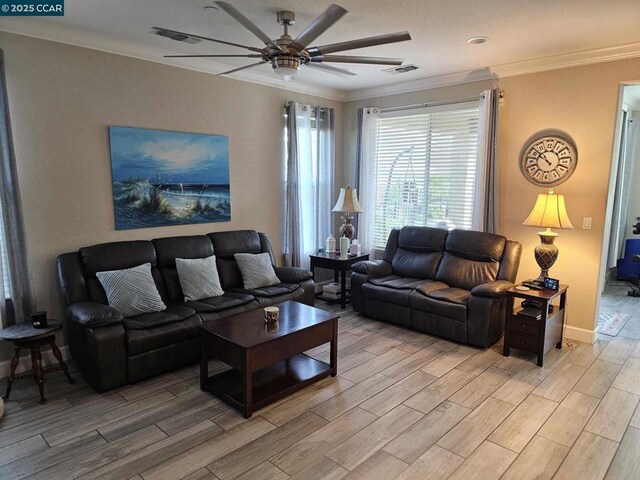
[373,102,480,249]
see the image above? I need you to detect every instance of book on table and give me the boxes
[518,307,542,320]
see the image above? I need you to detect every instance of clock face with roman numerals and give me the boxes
[519,130,578,187]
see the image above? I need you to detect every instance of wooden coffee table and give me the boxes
[200,301,338,418]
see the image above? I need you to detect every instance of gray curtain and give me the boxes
[0,49,36,327]
[480,88,500,233]
[283,102,302,267]
[283,101,335,269]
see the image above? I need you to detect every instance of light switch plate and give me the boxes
[583,217,592,229]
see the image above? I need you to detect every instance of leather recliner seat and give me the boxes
[57,230,314,391]
[351,226,522,348]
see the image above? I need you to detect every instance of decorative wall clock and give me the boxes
[519,129,578,187]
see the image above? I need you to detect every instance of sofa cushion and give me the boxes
[362,283,412,307]
[123,304,196,330]
[234,253,280,289]
[176,255,224,301]
[398,226,449,252]
[208,230,264,290]
[435,254,500,291]
[229,283,299,298]
[414,280,449,296]
[369,276,424,290]
[186,292,255,313]
[445,229,506,262]
[153,235,215,301]
[126,313,202,356]
[409,290,467,322]
[390,226,448,279]
[427,287,471,306]
[96,263,167,317]
[209,230,262,256]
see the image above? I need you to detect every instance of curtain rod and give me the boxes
[379,90,504,114]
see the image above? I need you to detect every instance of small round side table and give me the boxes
[0,320,74,405]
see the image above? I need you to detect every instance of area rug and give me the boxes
[598,311,632,336]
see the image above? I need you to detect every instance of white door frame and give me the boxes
[595,82,640,325]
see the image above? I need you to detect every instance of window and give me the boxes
[373,102,481,249]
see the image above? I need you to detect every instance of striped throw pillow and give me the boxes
[176,255,224,302]
[96,263,166,317]
[234,253,280,289]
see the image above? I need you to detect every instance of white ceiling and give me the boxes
[2,0,640,101]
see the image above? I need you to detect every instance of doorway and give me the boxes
[598,84,640,339]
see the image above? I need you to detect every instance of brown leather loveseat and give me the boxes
[351,226,522,348]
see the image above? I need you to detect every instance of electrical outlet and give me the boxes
[583,217,592,229]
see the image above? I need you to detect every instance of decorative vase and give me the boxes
[534,231,559,280]
[338,214,355,239]
[339,236,350,259]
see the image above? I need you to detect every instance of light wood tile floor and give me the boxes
[1,304,639,479]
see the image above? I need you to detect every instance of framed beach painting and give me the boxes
[108,126,231,230]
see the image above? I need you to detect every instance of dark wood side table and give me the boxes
[0,320,74,404]
[200,301,338,418]
[309,252,369,309]
[503,285,568,367]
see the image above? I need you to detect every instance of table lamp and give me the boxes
[332,185,363,240]
[522,189,573,280]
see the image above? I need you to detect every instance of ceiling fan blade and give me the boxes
[289,4,347,52]
[306,63,356,78]
[164,54,263,58]
[152,27,263,53]
[311,55,404,65]
[215,1,282,51]
[306,31,411,56]
[217,60,269,76]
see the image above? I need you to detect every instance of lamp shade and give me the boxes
[522,191,574,229]
[332,186,363,213]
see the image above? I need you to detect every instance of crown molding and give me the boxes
[344,41,640,102]
[343,69,499,102]
[0,24,347,102]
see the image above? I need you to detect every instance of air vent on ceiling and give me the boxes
[383,64,420,74]
[151,27,201,44]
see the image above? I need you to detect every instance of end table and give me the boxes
[0,320,74,404]
[503,285,568,367]
[309,252,369,309]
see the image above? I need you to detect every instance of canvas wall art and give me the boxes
[108,126,231,230]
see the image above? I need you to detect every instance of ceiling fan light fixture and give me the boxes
[273,55,301,79]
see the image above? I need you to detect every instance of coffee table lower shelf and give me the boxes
[202,353,331,417]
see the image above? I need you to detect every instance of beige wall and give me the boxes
[343,58,640,337]
[0,32,343,360]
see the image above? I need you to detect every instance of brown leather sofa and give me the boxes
[57,230,313,391]
[351,227,522,348]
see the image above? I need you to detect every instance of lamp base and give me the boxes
[339,214,355,240]
[534,230,559,280]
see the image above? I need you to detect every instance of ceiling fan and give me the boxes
[152,1,411,80]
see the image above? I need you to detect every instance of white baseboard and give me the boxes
[0,345,70,379]
[564,325,597,344]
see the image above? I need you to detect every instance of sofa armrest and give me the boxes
[471,280,514,299]
[68,302,123,328]
[274,266,313,283]
[352,260,392,277]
